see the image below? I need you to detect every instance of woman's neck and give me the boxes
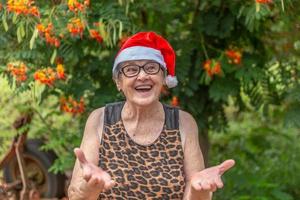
[122,100,164,123]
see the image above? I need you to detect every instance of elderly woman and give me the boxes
[68,32,235,200]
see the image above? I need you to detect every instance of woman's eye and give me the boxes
[146,64,157,72]
[124,66,138,73]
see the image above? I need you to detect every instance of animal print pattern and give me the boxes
[98,103,185,200]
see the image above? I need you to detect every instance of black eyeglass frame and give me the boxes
[120,62,163,78]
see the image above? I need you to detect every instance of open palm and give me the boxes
[191,159,235,192]
[74,148,115,194]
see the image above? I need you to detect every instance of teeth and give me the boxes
[135,85,152,90]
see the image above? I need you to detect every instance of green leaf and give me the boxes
[20,23,25,38]
[209,77,240,102]
[17,25,22,43]
[12,14,18,24]
[30,28,39,50]
[50,49,57,64]
[2,14,8,31]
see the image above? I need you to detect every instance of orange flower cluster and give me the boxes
[37,23,60,47]
[7,0,39,17]
[67,18,85,37]
[60,96,85,115]
[34,67,56,86]
[56,64,66,79]
[171,96,179,107]
[89,29,103,43]
[33,65,66,86]
[0,3,3,11]
[225,49,242,65]
[256,0,272,3]
[68,0,89,13]
[7,62,27,82]
[203,60,222,77]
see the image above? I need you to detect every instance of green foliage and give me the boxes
[0,0,300,181]
[210,111,300,199]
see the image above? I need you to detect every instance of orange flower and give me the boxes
[34,67,56,86]
[37,23,60,47]
[7,0,40,17]
[60,96,85,115]
[89,29,103,43]
[203,60,222,77]
[56,64,66,80]
[67,18,85,37]
[0,3,3,11]
[225,49,242,65]
[45,33,60,47]
[170,96,179,107]
[7,62,27,82]
[256,0,272,3]
[68,0,89,13]
[36,23,45,33]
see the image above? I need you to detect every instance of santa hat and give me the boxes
[113,31,178,88]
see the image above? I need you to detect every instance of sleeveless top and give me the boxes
[98,102,186,200]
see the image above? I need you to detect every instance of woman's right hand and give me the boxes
[74,148,115,197]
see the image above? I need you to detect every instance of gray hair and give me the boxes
[112,64,121,81]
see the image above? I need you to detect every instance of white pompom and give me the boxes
[165,75,178,88]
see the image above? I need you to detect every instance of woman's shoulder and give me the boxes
[86,107,105,125]
[178,109,198,134]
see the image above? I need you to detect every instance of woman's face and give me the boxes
[116,60,165,106]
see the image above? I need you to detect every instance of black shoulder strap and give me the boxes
[104,101,125,125]
[163,104,179,130]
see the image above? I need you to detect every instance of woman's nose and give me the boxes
[136,68,149,80]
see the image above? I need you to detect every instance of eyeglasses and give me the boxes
[120,62,161,77]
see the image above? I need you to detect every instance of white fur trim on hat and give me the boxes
[165,75,178,88]
[113,46,166,73]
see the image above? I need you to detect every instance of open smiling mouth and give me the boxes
[135,85,153,93]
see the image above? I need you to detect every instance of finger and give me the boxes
[191,181,202,191]
[88,176,104,189]
[82,166,92,182]
[74,148,88,167]
[200,180,211,191]
[218,159,235,175]
[214,176,224,188]
[104,180,115,190]
[210,182,217,192]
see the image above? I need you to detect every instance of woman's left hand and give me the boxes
[190,159,235,193]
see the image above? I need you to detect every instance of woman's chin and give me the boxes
[129,96,158,107]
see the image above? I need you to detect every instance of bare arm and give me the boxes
[180,110,211,200]
[180,111,235,200]
[68,107,111,200]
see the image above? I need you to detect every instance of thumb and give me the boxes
[218,159,235,175]
[74,148,88,167]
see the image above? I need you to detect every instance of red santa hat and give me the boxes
[113,31,178,88]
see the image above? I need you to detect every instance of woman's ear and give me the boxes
[115,79,122,92]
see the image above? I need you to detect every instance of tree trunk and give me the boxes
[198,129,210,167]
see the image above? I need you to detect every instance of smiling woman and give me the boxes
[67,31,235,200]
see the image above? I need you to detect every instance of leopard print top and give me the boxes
[98,102,185,200]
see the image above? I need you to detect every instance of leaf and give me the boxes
[12,14,18,24]
[30,28,39,49]
[209,77,240,102]
[2,14,8,31]
[20,23,25,38]
[17,25,22,43]
[50,49,57,64]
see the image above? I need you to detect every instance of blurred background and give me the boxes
[0,0,299,199]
